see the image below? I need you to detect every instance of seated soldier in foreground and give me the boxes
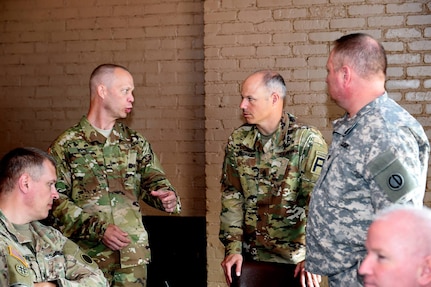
[0,147,108,287]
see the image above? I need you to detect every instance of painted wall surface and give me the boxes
[0,0,430,286]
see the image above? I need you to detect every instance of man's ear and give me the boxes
[97,85,106,99]
[341,65,352,84]
[271,92,280,105]
[18,173,30,193]
[418,255,431,285]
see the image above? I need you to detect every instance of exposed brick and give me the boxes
[386,28,422,39]
[387,3,423,14]
[387,53,421,65]
[274,8,307,19]
[406,91,431,101]
[349,4,385,15]
[369,16,406,27]
[1,2,430,287]
[409,40,431,51]
[330,18,366,29]
[220,22,254,34]
[237,9,273,23]
[407,66,431,77]
[205,11,237,23]
[407,15,431,26]
[294,19,330,30]
[386,79,420,90]
[274,32,307,43]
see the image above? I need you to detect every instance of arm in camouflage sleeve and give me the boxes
[298,128,328,215]
[367,126,430,210]
[55,239,109,287]
[219,139,244,256]
[139,143,181,214]
[48,144,110,241]
[0,252,7,287]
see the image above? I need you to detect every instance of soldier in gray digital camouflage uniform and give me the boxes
[220,70,328,287]
[305,33,430,287]
[48,64,181,287]
[0,147,108,287]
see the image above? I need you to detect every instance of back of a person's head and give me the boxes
[332,33,387,80]
[0,147,54,194]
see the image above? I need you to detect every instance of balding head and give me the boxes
[331,33,387,80]
[359,205,431,287]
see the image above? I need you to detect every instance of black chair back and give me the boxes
[231,261,301,287]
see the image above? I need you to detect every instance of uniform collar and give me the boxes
[333,92,387,136]
[0,210,32,244]
[241,112,294,151]
[79,116,126,144]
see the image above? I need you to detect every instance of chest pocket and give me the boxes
[41,250,66,281]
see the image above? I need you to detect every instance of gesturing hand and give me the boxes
[151,190,178,213]
[102,224,131,251]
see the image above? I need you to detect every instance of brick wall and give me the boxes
[0,0,206,217]
[0,0,430,286]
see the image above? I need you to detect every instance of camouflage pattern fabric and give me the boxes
[110,265,147,287]
[48,116,181,273]
[0,210,108,287]
[305,93,430,286]
[220,112,328,264]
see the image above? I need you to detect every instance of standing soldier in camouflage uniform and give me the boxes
[220,70,328,287]
[0,147,108,287]
[48,64,181,287]
[305,33,430,287]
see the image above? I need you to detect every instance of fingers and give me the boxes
[223,263,233,285]
[221,254,243,285]
[295,261,305,277]
[151,190,177,212]
[304,272,321,287]
[103,224,131,250]
[298,268,321,287]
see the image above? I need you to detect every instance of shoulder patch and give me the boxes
[15,264,30,277]
[63,239,98,268]
[8,246,28,267]
[6,246,33,285]
[311,151,326,175]
[81,253,94,264]
[368,150,417,202]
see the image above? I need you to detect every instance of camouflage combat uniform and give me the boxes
[0,210,108,287]
[48,116,181,282]
[305,93,430,286]
[220,112,328,264]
